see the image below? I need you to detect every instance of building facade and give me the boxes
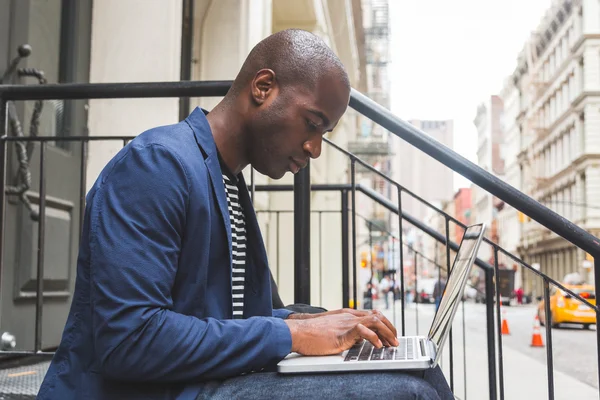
[454,188,473,243]
[496,75,528,289]
[379,119,455,293]
[500,0,600,294]
[394,120,455,223]
[472,96,505,264]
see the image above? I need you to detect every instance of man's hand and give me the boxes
[288,308,389,320]
[287,309,396,338]
[284,312,399,356]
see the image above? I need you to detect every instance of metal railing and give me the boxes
[256,207,472,394]
[0,80,598,399]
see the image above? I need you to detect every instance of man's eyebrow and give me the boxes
[308,109,331,128]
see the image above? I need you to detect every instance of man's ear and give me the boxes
[251,69,276,105]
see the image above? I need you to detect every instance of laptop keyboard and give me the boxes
[344,338,416,362]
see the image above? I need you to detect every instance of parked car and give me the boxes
[415,279,437,304]
[537,284,596,329]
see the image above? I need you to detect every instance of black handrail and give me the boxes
[1,81,598,254]
[349,89,600,258]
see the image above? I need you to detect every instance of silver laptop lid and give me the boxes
[427,223,486,366]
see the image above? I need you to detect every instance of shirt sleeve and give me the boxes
[89,143,292,382]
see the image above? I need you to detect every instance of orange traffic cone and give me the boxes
[501,306,510,335]
[531,315,544,347]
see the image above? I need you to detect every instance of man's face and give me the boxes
[246,73,350,179]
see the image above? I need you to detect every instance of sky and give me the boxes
[389,0,553,190]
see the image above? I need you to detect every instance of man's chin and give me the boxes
[253,164,287,180]
[269,169,287,180]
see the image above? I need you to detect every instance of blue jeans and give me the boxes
[192,366,453,399]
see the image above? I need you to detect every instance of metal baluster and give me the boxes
[319,211,323,306]
[396,185,405,336]
[592,254,600,400]
[462,288,468,400]
[368,221,374,307]
[276,211,280,286]
[445,218,454,391]
[594,256,600,400]
[485,268,498,400]
[250,168,255,203]
[543,280,555,400]
[351,159,357,309]
[294,162,311,304]
[493,246,505,400]
[414,252,419,335]
[34,142,47,352]
[0,100,7,328]
[78,140,88,239]
[341,191,350,308]
[391,236,397,328]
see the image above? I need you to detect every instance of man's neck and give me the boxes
[206,99,249,175]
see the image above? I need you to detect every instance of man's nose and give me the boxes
[303,136,322,159]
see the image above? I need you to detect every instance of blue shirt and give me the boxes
[37,108,293,400]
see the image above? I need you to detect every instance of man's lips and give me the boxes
[289,158,307,174]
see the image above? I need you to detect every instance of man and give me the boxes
[433,278,447,311]
[38,29,453,399]
[379,274,391,309]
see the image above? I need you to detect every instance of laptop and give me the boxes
[278,223,486,373]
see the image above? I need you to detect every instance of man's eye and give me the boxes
[306,120,318,131]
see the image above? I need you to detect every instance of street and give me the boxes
[379,300,599,400]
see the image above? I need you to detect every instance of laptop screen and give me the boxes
[427,224,485,357]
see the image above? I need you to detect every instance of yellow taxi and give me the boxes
[537,284,596,329]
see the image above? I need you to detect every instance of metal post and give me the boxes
[543,280,555,400]
[35,143,47,352]
[294,162,311,304]
[78,140,88,239]
[396,185,406,336]
[445,218,454,391]
[0,100,7,323]
[341,191,350,308]
[414,252,419,335]
[178,0,194,121]
[594,256,600,400]
[351,159,358,309]
[250,168,255,204]
[276,211,280,286]
[319,211,323,306]
[493,247,505,400]
[462,294,468,400]
[368,222,374,300]
[485,268,498,400]
[391,237,397,328]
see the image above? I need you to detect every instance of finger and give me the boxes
[371,310,398,341]
[355,323,382,348]
[361,316,397,347]
[343,308,371,317]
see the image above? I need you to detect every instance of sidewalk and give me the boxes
[440,323,599,399]
[381,301,599,400]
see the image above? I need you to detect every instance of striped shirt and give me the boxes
[221,170,247,319]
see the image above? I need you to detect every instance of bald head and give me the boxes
[230,29,350,96]
[210,29,351,180]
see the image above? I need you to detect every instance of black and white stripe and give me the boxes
[223,174,246,319]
